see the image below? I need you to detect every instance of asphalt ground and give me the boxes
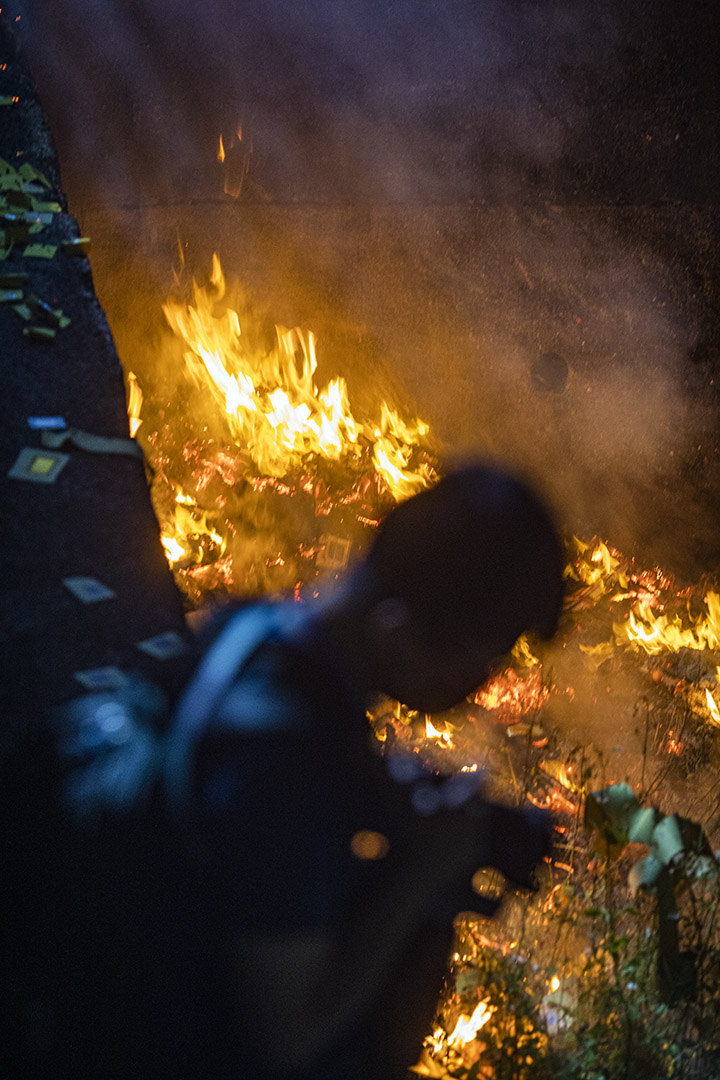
[0,15,190,735]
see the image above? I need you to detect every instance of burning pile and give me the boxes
[127,253,720,788]
[128,255,434,605]
[124,256,720,1078]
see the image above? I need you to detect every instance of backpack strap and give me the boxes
[164,605,282,815]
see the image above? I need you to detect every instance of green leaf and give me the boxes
[628,806,657,844]
[651,816,684,866]
[628,855,663,897]
[585,783,640,852]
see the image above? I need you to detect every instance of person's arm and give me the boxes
[230,806,479,1076]
[209,740,547,1078]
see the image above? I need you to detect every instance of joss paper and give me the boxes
[63,577,117,604]
[8,447,69,483]
[136,631,186,660]
[24,244,56,259]
[74,667,128,691]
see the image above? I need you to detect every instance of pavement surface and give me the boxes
[0,15,190,733]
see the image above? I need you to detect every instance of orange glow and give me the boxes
[217,135,225,163]
[614,592,720,654]
[425,716,454,746]
[666,731,684,755]
[447,1000,493,1047]
[162,255,432,499]
[350,830,390,860]
[474,668,548,716]
[125,371,143,438]
[706,688,720,726]
[159,493,226,568]
[133,255,434,581]
[161,535,185,564]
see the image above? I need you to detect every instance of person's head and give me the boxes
[360,462,564,712]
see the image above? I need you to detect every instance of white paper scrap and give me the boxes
[74,667,128,690]
[137,631,187,660]
[63,577,117,604]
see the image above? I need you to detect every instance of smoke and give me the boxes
[7,0,630,207]
[8,0,719,575]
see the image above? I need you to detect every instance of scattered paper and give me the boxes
[63,577,117,604]
[136,631,187,660]
[23,325,56,341]
[62,237,91,256]
[23,244,57,259]
[19,162,51,188]
[74,667,128,691]
[8,447,70,483]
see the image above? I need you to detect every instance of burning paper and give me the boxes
[134,255,435,603]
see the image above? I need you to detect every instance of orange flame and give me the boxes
[425,716,454,746]
[160,491,226,568]
[162,255,431,500]
[614,592,720,654]
[125,371,143,438]
[706,688,720,726]
[447,1000,493,1047]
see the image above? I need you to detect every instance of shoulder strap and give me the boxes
[164,605,281,814]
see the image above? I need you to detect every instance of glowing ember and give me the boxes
[159,494,226,569]
[424,1027,446,1055]
[511,635,540,667]
[161,535,185,564]
[666,731,684,755]
[474,668,548,716]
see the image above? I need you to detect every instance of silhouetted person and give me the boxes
[5,462,564,1080]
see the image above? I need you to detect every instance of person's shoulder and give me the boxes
[207,601,317,737]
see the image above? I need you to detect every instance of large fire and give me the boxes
[125,255,720,1079]
[129,255,435,603]
[162,253,431,494]
[127,255,720,765]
